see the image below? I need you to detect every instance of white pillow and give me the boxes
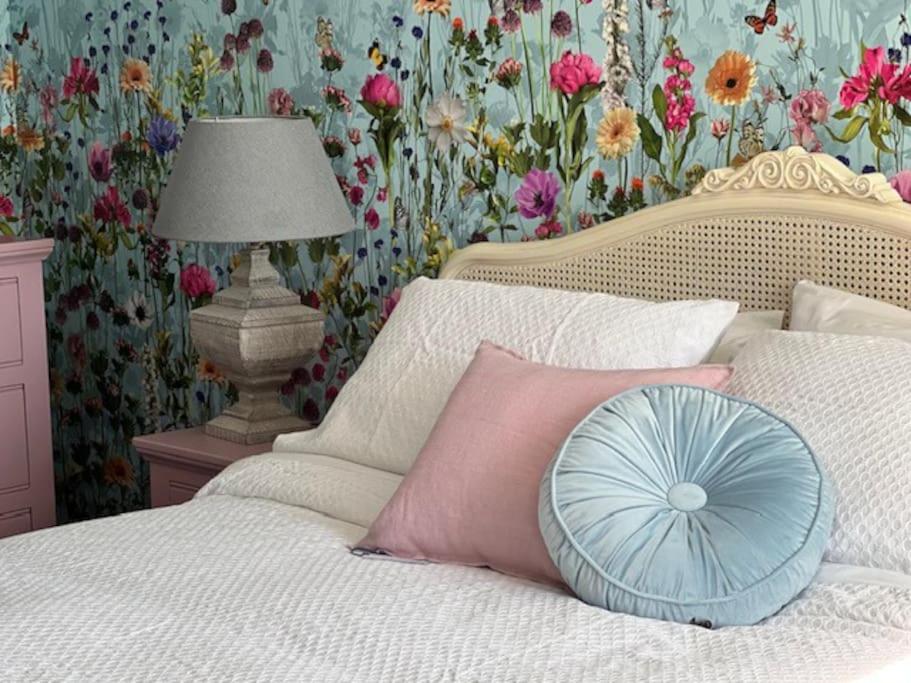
[728,330,911,574]
[708,310,784,364]
[274,277,739,474]
[791,280,911,342]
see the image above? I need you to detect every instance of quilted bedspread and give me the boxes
[2,453,910,682]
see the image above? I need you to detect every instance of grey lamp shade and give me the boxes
[153,116,355,243]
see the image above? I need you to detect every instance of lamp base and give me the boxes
[205,413,311,446]
[190,247,324,446]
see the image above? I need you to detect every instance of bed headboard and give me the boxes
[440,147,911,312]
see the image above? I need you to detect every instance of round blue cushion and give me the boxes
[539,384,834,628]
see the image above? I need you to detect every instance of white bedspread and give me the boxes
[2,453,910,682]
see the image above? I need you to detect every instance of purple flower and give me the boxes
[523,0,543,13]
[147,116,180,156]
[221,0,236,15]
[551,10,573,38]
[88,142,113,182]
[256,48,273,73]
[515,169,560,220]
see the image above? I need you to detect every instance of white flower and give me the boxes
[601,0,633,113]
[126,291,152,329]
[425,93,467,153]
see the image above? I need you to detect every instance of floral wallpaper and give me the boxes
[2,0,909,521]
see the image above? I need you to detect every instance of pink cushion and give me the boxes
[358,342,734,585]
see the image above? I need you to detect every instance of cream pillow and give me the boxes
[709,310,784,364]
[274,277,739,474]
[729,331,911,574]
[790,281,911,341]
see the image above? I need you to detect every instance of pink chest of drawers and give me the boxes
[0,237,56,539]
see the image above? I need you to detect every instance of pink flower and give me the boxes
[711,118,730,140]
[549,51,601,96]
[179,264,217,300]
[39,84,58,128]
[93,186,131,227]
[840,46,911,109]
[515,168,560,219]
[348,185,364,206]
[267,87,295,115]
[791,121,822,152]
[0,195,14,218]
[890,170,911,203]
[347,128,362,146]
[534,218,563,239]
[360,73,402,110]
[790,89,830,126]
[88,142,113,182]
[62,57,99,99]
[382,288,401,321]
[377,186,388,202]
[365,207,380,230]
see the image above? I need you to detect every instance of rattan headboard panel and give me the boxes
[441,148,911,312]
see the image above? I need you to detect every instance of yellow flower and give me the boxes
[596,107,640,159]
[413,0,451,16]
[705,51,756,107]
[16,125,44,153]
[120,57,153,94]
[197,358,225,384]
[103,457,135,488]
[0,58,21,93]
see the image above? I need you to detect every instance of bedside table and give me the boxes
[134,427,266,508]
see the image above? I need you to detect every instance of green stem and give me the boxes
[575,0,583,54]
[519,20,537,119]
[726,105,737,166]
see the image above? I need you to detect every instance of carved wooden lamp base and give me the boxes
[190,247,323,445]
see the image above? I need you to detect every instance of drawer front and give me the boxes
[0,384,30,493]
[149,463,215,508]
[0,507,32,539]
[0,277,23,368]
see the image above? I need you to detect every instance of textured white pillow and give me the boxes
[729,331,911,574]
[275,277,739,474]
[791,280,911,342]
[709,310,784,364]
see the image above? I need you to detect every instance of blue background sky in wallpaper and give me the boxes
[2,0,909,520]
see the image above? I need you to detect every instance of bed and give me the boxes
[2,147,911,682]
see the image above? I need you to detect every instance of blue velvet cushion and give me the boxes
[539,384,834,628]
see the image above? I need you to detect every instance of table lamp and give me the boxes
[154,116,355,445]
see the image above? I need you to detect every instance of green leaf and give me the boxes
[651,85,668,125]
[826,116,867,143]
[637,114,663,162]
[833,108,855,121]
[870,127,895,154]
[895,104,911,126]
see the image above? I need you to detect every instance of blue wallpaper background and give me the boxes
[2,0,908,520]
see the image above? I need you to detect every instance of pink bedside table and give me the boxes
[134,428,266,508]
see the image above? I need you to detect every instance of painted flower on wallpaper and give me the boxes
[600,0,633,112]
[94,186,131,227]
[705,51,756,107]
[0,58,20,93]
[62,57,99,98]
[890,170,911,202]
[495,58,523,89]
[789,89,830,152]
[268,87,295,115]
[551,10,573,38]
[180,264,217,301]
[596,107,639,159]
[413,0,451,16]
[197,358,225,384]
[147,116,180,156]
[711,118,730,140]
[550,51,602,95]
[515,169,560,219]
[661,46,696,133]
[425,93,468,153]
[103,456,135,488]
[839,46,911,109]
[16,125,44,153]
[0,195,14,218]
[361,73,402,110]
[126,292,153,330]
[119,57,152,94]
[88,143,113,183]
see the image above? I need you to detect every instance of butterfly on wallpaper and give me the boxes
[393,197,410,232]
[488,0,506,16]
[745,1,778,35]
[368,40,389,71]
[315,17,335,52]
[738,122,765,160]
[12,22,29,46]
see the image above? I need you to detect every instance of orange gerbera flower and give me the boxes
[705,51,756,107]
[0,58,20,93]
[17,125,44,153]
[197,358,225,384]
[413,0,451,16]
[103,456,135,487]
[120,57,152,94]
[2,124,15,138]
